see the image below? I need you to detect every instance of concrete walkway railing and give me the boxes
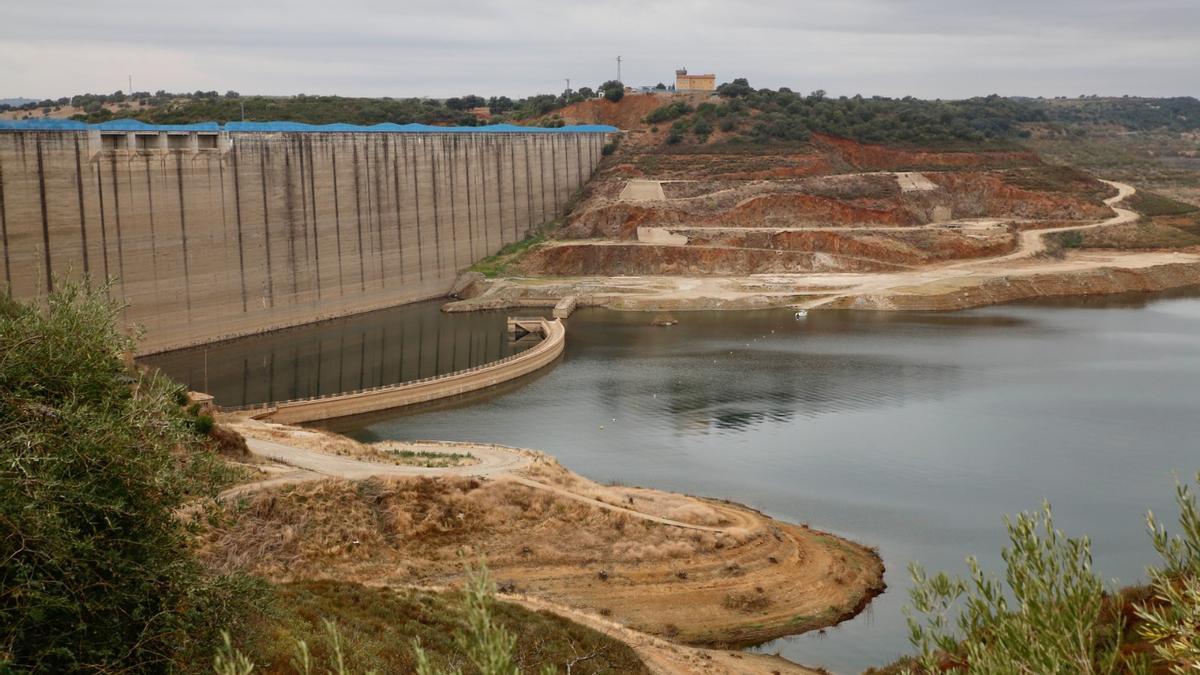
[222,318,566,424]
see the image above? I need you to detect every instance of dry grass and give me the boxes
[222,417,479,467]
[198,476,741,581]
[1074,219,1200,250]
[196,469,884,647]
[218,579,649,675]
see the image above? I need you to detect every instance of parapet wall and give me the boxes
[0,121,613,353]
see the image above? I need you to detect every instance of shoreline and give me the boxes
[205,416,886,673]
[441,254,1200,316]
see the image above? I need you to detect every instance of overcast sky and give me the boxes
[1,0,1197,100]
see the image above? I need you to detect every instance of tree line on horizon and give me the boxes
[4,83,1198,146]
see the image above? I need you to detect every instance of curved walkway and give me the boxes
[241,317,565,424]
[222,435,722,532]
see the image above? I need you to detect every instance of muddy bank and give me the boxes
[445,255,1200,315]
[825,258,1200,311]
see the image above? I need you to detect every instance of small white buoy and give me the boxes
[795,310,808,320]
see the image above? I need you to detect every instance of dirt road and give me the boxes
[222,425,724,532]
[952,179,1137,265]
[214,418,875,674]
[447,178,1200,315]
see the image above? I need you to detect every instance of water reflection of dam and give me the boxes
[141,300,538,407]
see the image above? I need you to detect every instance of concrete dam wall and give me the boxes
[0,122,613,353]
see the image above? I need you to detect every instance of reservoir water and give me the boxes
[141,301,534,407]
[150,289,1200,673]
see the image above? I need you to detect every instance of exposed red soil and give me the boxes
[925,172,1112,221]
[684,229,1015,265]
[564,192,918,240]
[718,193,918,227]
[556,94,678,129]
[520,243,908,276]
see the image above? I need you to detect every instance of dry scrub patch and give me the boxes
[198,471,883,648]
[225,416,480,468]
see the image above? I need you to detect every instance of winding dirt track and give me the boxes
[448,178,1200,316]
[952,179,1136,265]
[216,423,856,674]
[798,179,1142,308]
[225,436,723,532]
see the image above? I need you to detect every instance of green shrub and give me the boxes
[902,504,1136,674]
[0,280,255,672]
[601,141,618,156]
[194,413,216,435]
[645,101,692,124]
[600,80,624,103]
[1059,230,1085,248]
[1136,473,1200,670]
[665,130,683,145]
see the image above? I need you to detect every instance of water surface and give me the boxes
[150,290,1200,672]
[334,292,1200,673]
[141,301,535,407]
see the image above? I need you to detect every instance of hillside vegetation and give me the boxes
[868,477,1200,674]
[0,283,647,674]
[6,84,1198,149]
[633,82,1200,147]
[0,281,255,672]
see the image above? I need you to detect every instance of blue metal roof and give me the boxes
[0,118,617,134]
[0,119,87,130]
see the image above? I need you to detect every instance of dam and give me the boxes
[0,119,615,353]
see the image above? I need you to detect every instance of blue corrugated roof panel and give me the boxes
[0,118,616,134]
[0,119,88,130]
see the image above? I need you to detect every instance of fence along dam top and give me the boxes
[0,119,616,354]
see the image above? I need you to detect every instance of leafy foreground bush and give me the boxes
[0,281,256,672]
[213,566,648,675]
[896,473,1200,674]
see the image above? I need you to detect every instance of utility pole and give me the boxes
[616,56,622,83]
[240,99,245,121]
[565,78,570,94]
[128,74,132,94]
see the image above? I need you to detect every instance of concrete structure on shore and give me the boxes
[243,316,565,424]
[0,120,614,353]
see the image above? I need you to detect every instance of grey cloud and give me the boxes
[0,0,1195,99]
